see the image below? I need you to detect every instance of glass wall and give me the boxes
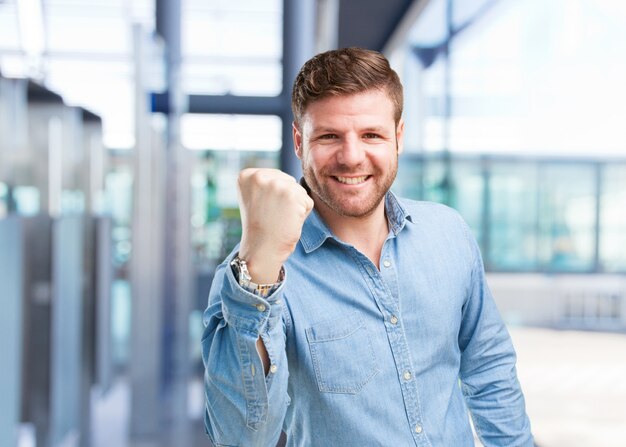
[488,161,538,271]
[537,163,597,272]
[394,156,626,274]
[190,149,279,265]
[182,0,282,96]
[600,165,626,272]
[402,0,626,158]
[393,0,626,274]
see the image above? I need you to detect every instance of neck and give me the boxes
[315,198,389,269]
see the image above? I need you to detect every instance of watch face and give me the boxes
[241,266,252,282]
[232,256,283,297]
[233,257,252,286]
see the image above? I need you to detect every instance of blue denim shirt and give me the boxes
[202,192,533,447]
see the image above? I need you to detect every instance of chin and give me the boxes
[329,199,381,218]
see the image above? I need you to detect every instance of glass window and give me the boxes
[451,0,626,157]
[0,0,154,148]
[537,164,596,272]
[45,59,135,149]
[13,185,40,215]
[488,161,539,271]
[182,60,281,96]
[452,0,498,30]
[408,0,447,47]
[0,2,21,52]
[396,155,484,243]
[395,154,424,200]
[419,56,448,153]
[190,150,279,264]
[599,164,626,272]
[448,159,484,242]
[182,0,282,97]
[105,161,133,267]
[181,114,281,152]
[421,157,448,204]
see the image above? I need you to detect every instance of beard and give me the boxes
[302,151,398,219]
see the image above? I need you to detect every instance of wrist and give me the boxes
[231,254,285,298]
[238,245,287,284]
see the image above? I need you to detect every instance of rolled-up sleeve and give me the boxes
[201,252,290,446]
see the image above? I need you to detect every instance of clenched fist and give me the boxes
[237,168,314,284]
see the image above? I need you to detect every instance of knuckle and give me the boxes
[252,170,273,188]
[266,177,283,193]
[238,168,255,185]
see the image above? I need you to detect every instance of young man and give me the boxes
[202,48,533,446]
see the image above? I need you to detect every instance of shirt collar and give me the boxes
[299,182,413,254]
[385,189,413,235]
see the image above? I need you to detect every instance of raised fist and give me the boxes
[237,168,314,284]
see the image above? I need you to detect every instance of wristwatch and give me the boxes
[230,255,285,298]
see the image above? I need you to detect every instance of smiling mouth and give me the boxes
[334,175,370,185]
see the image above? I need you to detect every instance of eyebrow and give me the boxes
[311,127,339,134]
[362,126,387,133]
[311,126,389,134]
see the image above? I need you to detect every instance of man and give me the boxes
[202,48,533,446]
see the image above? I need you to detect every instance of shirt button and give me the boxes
[269,364,278,374]
[390,315,398,325]
[382,259,392,268]
[414,424,423,434]
[255,303,266,312]
[403,371,412,381]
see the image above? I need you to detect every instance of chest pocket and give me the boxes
[305,312,380,394]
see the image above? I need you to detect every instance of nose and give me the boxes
[336,135,365,166]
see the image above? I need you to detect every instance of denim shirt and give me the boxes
[202,192,533,447]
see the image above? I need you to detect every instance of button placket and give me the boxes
[357,245,426,444]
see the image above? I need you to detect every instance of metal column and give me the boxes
[156,0,193,443]
[50,216,85,446]
[130,24,166,442]
[0,217,24,447]
[281,0,316,178]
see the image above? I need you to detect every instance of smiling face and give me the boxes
[293,89,404,220]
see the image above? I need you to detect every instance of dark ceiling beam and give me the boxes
[337,0,417,51]
[27,80,63,103]
[151,92,284,116]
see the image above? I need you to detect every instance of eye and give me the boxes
[319,134,338,140]
[363,133,381,139]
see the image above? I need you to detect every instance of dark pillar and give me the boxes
[281,0,316,178]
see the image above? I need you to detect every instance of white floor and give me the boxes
[91,379,130,447]
[510,327,626,447]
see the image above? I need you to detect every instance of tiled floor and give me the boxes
[89,327,626,447]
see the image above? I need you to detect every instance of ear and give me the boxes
[293,121,303,159]
[396,118,405,155]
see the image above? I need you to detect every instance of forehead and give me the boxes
[301,89,396,129]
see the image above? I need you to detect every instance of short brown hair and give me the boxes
[291,47,404,127]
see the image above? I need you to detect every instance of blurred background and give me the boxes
[1,0,625,446]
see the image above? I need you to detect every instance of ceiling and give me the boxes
[0,0,423,147]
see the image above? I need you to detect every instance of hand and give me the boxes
[237,168,314,284]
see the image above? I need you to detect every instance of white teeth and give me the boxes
[336,175,368,185]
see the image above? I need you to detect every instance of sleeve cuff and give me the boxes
[220,252,286,333]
